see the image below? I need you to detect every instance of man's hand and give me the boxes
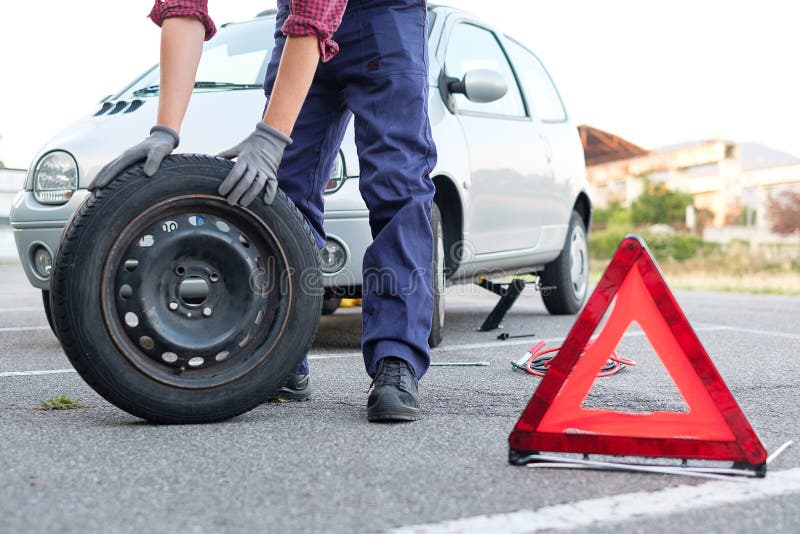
[87,125,179,190]
[217,123,291,207]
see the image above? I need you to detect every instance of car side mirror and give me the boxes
[448,69,508,103]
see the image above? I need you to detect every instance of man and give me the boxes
[89,0,437,422]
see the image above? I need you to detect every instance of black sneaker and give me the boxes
[268,373,312,402]
[367,357,420,422]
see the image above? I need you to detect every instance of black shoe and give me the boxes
[268,373,312,402]
[367,357,420,422]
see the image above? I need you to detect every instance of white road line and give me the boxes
[386,468,800,534]
[426,325,732,354]
[714,325,800,341]
[309,352,362,361]
[0,368,76,378]
[0,325,51,333]
[0,325,739,378]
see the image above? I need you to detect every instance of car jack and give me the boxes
[476,275,549,331]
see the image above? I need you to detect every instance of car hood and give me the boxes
[30,90,292,189]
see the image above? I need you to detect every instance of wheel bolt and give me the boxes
[169,301,179,311]
[203,307,213,317]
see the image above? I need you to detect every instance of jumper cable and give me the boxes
[511,339,636,377]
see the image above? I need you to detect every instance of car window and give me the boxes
[114,19,276,99]
[504,39,567,122]
[444,23,525,117]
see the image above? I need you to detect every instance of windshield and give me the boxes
[114,18,276,99]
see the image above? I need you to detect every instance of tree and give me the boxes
[767,190,800,235]
[630,179,694,228]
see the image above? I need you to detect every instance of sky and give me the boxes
[0,0,798,169]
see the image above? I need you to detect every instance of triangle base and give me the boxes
[509,429,764,466]
[508,448,767,479]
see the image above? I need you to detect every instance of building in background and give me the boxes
[580,125,800,230]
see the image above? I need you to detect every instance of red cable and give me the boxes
[518,339,636,377]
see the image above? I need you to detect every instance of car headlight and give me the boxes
[33,151,78,204]
[324,152,346,194]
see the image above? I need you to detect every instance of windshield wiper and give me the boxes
[133,81,261,97]
[193,81,262,90]
[132,84,160,97]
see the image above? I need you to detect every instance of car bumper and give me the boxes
[322,209,371,288]
[11,189,371,290]
[10,190,90,290]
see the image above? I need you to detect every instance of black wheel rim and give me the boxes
[100,195,291,389]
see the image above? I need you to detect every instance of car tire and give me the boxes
[429,203,445,348]
[540,210,589,315]
[49,155,322,424]
[42,290,58,340]
[322,297,341,315]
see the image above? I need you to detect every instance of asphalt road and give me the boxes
[0,263,798,533]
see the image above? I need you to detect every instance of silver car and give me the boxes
[11,5,591,346]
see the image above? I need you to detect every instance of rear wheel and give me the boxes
[50,155,322,423]
[429,204,445,348]
[540,210,589,315]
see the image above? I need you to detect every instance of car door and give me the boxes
[443,22,552,255]
[503,37,576,235]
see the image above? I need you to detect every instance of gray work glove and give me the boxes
[217,122,291,207]
[87,125,179,191]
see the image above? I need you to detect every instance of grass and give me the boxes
[590,260,800,296]
[37,395,86,411]
[589,230,800,296]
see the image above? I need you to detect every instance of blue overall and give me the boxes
[263,0,437,378]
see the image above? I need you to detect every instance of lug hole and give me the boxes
[209,273,220,283]
[119,285,133,299]
[124,259,139,272]
[175,265,186,276]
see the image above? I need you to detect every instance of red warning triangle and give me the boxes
[509,235,767,467]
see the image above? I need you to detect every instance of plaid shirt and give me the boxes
[149,0,348,61]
